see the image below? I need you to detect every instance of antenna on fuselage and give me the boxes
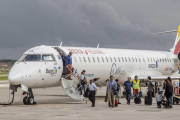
[151,30,177,35]
[97,44,99,48]
[60,42,63,47]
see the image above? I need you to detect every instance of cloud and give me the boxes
[0,0,179,59]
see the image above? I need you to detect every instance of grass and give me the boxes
[0,69,9,81]
[0,76,8,81]
[0,69,9,74]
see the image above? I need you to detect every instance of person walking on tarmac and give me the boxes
[89,79,97,107]
[132,75,141,96]
[108,76,117,108]
[147,76,154,105]
[115,79,121,104]
[66,52,72,80]
[124,77,133,105]
[164,78,173,108]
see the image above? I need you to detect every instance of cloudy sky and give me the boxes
[0,0,179,59]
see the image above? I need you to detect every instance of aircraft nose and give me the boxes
[8,74,22,85]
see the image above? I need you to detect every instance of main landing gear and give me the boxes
[23,88,36,105]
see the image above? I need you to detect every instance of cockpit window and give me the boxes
[42,55,55,61]
[18,54,27,62]
[25,55,41,61]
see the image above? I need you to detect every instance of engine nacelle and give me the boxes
[178,52,180,61]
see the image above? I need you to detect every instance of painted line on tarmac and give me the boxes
[0,84,9,87]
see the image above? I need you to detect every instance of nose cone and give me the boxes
[8,63,24,85]
[8,74,22,85]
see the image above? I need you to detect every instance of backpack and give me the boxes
[167,84,173,94]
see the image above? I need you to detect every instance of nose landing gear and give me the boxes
[23,88,36,105]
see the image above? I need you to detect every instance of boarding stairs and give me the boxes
[61,67,86,101]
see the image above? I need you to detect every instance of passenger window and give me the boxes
[169,58,171,62]
[79,57,82,62]
[132,57,134,62]
[156,58,159,62]
[92,57,95,62]
[162,58,164,62]
[83,57,86,62]
[135,57,137,62]
[139,58,141,62]
[118,57,121,62]
[97,57,100,62]
[106,57,108,62]
[88,57,91,62]
[74,57,77,63]
[101,57,104,62]
[147,57,149,62]
[121,57,124,62]
[167,58,169,62]
[153,58,155,62]
[42,55,54,61]
[125,57,127,62]
[159,58,161,62]
[110,57,113,62]
[25,54,41,61]
[150,57,152,62]
[143,58,145,62]
[128,57,131,62]
[114,57,116,62]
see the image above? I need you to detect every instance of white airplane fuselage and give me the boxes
[8,45,179,88]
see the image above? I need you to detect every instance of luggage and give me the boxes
[134,96,141,104]
[144,96,150,105]
[84,88,89,98]
[123,91,126,95]
[115,99,118,107]
[139,91,143,97]
[108,99,118,107]
[167,85,173,94]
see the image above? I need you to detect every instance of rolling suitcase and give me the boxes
[115,99,118,107]
[134,96,141,104]
[144,96,150,105]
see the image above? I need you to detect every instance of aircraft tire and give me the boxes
[27,97,34,105]
[23,96,27,105]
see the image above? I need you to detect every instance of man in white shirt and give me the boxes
[89,79,97,107]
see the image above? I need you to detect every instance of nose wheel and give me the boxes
[23,88,36,105]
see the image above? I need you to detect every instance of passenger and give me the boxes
[132,75,141,96]
[167,77,174,106]
[124,77,133,105]
[89,79,97,107]
[147,76,154,105]
[115,79,121,104]
[79,70,86,95]
[156,90,162,108]
[59,52,65,66]
[65,52,72,80]
[164,78,173,108]
[108,76,117,108]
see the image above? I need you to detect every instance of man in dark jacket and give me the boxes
[147,76,154,105]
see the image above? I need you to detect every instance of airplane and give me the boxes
[8,25,180,105]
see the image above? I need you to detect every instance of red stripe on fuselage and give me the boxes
[174,40,180,55]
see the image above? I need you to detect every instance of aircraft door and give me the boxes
[42,54,62,86]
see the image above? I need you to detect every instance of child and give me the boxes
[156,90,162,108]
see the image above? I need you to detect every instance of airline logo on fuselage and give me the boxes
[67,49,104,55]
[148,61,158,68]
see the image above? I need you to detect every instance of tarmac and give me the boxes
[0,81,180,120]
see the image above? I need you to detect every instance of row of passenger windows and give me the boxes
[73,56,172,63]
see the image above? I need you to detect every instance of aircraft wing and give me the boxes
[138,76,180,81]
